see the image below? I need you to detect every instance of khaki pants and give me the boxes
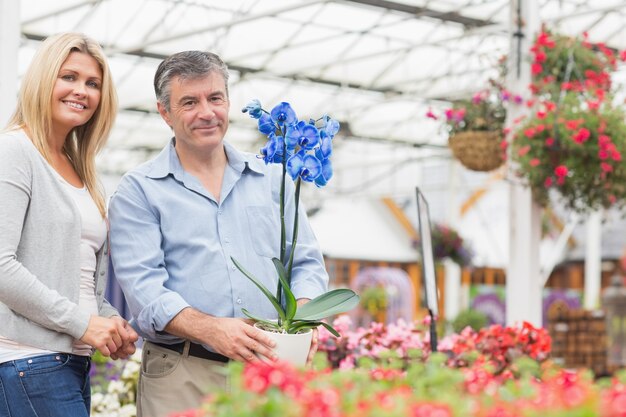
[137,341,230,417]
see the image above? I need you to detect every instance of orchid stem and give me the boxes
[277,124,287,307]
[286,177,302,285]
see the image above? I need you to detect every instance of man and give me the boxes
[108,51,328,417]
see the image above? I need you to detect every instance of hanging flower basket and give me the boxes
[430,82,514,172]
[511,94,626,212]
[508,29,626,213]
[448,130,505,172]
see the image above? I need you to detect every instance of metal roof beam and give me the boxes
[22,0,101,25]
[107,0,329,55]
[338,0,491,28]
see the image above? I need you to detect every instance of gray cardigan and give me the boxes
[0,129,118,353]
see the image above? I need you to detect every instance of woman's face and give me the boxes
[51,52,102,134]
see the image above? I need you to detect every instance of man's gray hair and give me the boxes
[154,51,229,111]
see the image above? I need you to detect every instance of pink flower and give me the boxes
[453,108,466,122]
[517,145,531,156]
[544,177,553,187]
[529,158,540,167]
[545,137,554,146]
[524,127,536,138]
[426,108,438,120]
[472,92,484,104]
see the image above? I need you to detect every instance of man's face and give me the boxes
[157,72,230,153]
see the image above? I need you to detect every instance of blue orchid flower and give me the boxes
[259,133,284,164]
[314,156,333,188]
[324,117,340,138]
[286,151,322,182]
[270,102,297,127]
[286,121,320,151]
[242,99,263,119]
[318,131,333,159]
[258,113,275,135]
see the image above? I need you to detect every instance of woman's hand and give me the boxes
[110,317,139,360]
[80,315,124,357]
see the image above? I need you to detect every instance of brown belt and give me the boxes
[153,341,230,363]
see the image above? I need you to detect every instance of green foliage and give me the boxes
[451,309,488,333]
[358,286,387,317]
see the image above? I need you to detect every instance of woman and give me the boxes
[0,33,138,416]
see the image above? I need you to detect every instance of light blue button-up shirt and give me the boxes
[108,139,328,343]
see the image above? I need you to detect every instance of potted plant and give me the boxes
[233,100,359,365]
[438,83,511,172]
[529,29,616,97]
[413,223,474,267]
[510,30,626,212]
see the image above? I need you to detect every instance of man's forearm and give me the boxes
[164,307,218,343]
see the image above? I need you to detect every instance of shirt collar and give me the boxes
[146,138,265,179]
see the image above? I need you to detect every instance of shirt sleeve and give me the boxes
[0,137,90,339]
[108,174,190,340]
[282,177,329,300]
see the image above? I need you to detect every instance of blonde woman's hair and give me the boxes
[6,32,117,218]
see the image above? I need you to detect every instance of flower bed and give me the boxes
[92,319,626,417]
[194,354,626,417]
[317,316,551,375]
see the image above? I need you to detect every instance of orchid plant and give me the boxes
[232,100,359,336]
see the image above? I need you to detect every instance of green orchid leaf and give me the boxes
[241,309,280,329]
[288,320,317,334]
[231,257,286,322]
[288,320,341,337]
[294,289,360,321]
[271,258,297,321]
[317,321,340,337]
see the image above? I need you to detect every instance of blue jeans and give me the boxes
[0,353,91,417]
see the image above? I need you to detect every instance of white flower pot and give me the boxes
[253,322,312,366]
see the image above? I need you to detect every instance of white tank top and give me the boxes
[0,172,106,362]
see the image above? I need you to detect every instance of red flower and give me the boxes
[529,158,540,167]
[531,63,543,75]
[536,31,555,48]
[564,119,583,130]
[545,137,554,146]
[601,162,613,173]
[555,165,568,177]
[572,128,590,144]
